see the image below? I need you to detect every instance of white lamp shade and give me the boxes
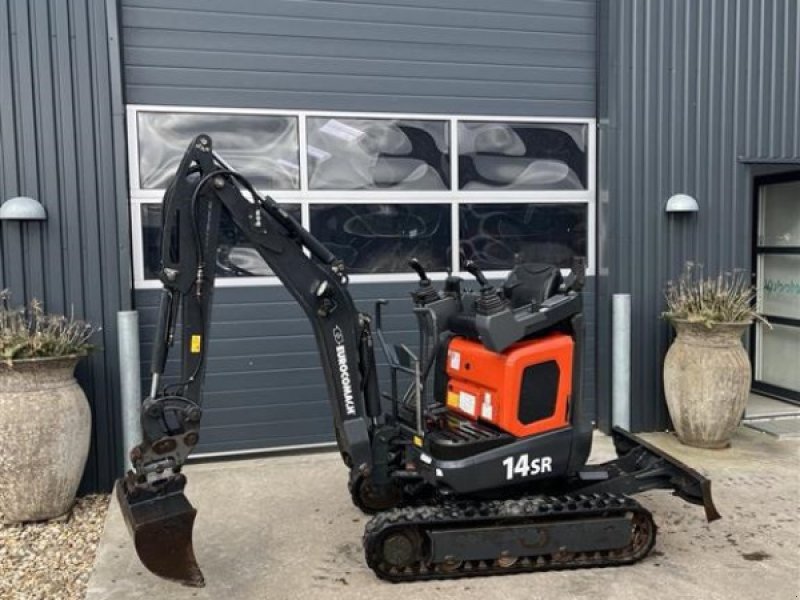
[665,193,699,213]
[0,196,47,220]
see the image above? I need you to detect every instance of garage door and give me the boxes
[124,0,598,455]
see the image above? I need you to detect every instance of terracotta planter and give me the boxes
[0,356,91,522]
[663,319,751,449]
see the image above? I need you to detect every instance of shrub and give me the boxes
[663,263,769,328]
[0,290,95,364]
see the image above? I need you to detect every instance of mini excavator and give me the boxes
[117,135,719,587]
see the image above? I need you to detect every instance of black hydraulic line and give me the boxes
[359,320,382,419]
[151,289,175,377]
[221,169,337,266]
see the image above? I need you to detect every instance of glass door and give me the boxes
[752,171,800,404]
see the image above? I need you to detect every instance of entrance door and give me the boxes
[752,171,800,405]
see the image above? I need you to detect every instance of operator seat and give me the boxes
[502,263,562,308]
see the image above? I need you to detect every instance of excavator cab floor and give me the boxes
[115,479,205,587]
[427,412,514,461]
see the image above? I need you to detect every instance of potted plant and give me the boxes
[0,291,95,522]
[662,263,768,449]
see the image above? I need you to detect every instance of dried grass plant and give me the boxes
[663,263,769,328]
[0,290,95,364]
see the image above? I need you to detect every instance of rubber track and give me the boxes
[363,492,657,582]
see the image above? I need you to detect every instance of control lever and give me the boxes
[408,258,431,285]
[408,258,439,305]
[464,261,506,315]
[464,261,490,289]
[443,269,462,298]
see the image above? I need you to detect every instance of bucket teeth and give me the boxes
[116,479,205,587]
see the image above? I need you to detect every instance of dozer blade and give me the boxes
[116,479,205,587]
[610,426,721,522]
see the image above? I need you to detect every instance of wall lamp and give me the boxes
[665,193,699,213]
[0,196,47,221]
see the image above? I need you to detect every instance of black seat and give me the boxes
[502,263,563,308]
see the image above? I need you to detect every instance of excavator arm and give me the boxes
[117,135,381,586]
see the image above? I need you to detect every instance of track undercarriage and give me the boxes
[365,492,656,582]
[355,425,718,582]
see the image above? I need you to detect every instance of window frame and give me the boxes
[128,104,596,289]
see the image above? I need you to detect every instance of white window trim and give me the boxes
[128,104,596,289]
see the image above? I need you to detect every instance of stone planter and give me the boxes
[0,355,91,522]
[663,319,751,449]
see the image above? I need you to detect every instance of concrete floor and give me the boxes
[87,428,800,600]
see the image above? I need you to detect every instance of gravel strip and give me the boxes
[1,494,110,600]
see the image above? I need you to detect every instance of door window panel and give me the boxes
[138,112,300,190]
[760,181,800,246]
[309,204,451,273]
[307,118,450,190]
[458,122,588,190]
[757,323,800,391]
[761,255,800,320]
[753,174,800,400]
[460,204,587,270]
[141,203,301,279]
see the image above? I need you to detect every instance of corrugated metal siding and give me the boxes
[0,0,130,491]
[136,281,597,454]
[119,0,597,117]
[597,0,800,431]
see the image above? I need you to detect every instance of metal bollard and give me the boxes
[612,294,631,431]
[118,310,142,470]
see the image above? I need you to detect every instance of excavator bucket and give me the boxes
[115,479,205,587]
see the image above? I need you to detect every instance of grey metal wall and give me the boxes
[123,0,600,454]
[119,0,597,117]
[0,0,130,490]
[597,0,800,431]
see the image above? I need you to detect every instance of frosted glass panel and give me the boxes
[758,323,800,392]
[307,118,449,190]
[761,255,800,319]
[761,180,800,246]
[138,112,300,190]
[458,122,587,190]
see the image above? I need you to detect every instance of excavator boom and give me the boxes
[118,135,381,586]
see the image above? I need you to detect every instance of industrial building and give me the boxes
[0,0,797,491]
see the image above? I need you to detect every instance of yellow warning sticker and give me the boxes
[190,335,202,354]
[446,392,458,407]
[413,435,423,447]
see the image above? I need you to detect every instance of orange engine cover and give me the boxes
[445,333,574,438]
